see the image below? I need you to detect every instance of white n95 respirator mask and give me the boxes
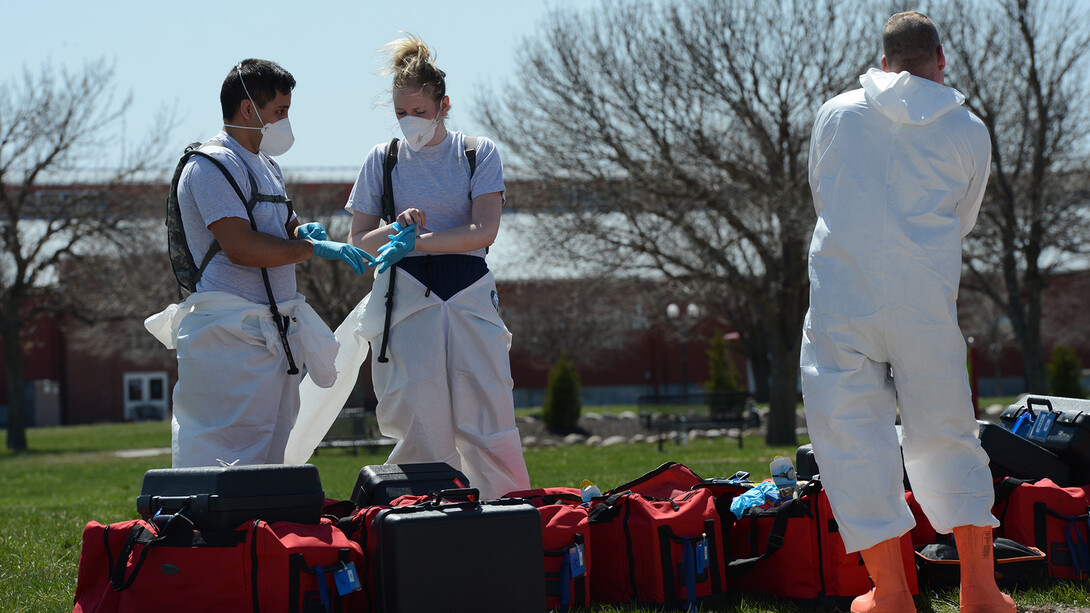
[399,114,442,151]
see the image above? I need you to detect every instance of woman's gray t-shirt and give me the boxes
[345,130,505,259]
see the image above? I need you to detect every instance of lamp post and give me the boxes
[667,302,701,400]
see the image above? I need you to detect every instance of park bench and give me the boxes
[637,391,760,451]
[314,406,396,455]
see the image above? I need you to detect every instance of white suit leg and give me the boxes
[447,277,531,500]
[372,297,461,470]
[891,317,998,535]
[264,364,301,465]
[801,317,915,553]
[172,313,296,467]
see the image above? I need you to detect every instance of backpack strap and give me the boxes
[375,135,481,363]
[380,138,400,224]
[464,136,478,177]
[376,138,400,364]
[178,143,300,375]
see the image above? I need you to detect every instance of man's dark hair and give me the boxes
[883,11,941,73]
[220,59,296,121]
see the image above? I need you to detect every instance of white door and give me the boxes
[123,372,169,421]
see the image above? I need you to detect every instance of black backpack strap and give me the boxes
[380,138,399,224]
[186,146,300,375]
[464,136,478,177]
[376,138,400,364]
[374,135,480,364]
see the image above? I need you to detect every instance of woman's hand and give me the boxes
[396,208,426,231]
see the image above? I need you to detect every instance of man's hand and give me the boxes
[296,222,328,242]
[311,240,376,274]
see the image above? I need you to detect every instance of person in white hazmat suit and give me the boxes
[345,35,531,501]
[146,59,375,468]
[801,12,1015,613]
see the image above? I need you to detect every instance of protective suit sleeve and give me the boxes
[808,104,835,216]
[955,123,992,238]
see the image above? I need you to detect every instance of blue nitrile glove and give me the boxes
[729,480,778,519]
[375,223,417,274]
[311,240,376,274]
[296,222,328,241]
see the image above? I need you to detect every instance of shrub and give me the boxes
[1047,344,1087,399]
[704,328,740,393]
[543,353,582,431]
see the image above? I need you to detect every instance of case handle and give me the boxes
[1026,397,1056,414]
[426,488,481,509]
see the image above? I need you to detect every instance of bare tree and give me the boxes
[478,0,879,445]
[936,0,1090,393]
[0,60,173,450]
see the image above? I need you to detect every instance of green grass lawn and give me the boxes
[2,406,1087,612]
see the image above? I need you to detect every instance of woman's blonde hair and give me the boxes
[381,33,447,104]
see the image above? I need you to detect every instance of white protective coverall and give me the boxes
[348,267,530,500]
[800,68,995,554]
[284,298,373,464]
[146,290,339,467]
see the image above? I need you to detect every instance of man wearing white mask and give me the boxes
[342,35,530,500]
[147,58,375,467]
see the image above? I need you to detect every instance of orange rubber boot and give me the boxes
[953,525,1017,613]
[852,538,916,613]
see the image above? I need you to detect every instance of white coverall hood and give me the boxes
[859,68,965,126]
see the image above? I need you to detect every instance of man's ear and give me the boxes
[936,45,947,72]
[239,98,255,121]
[881,55,890,72]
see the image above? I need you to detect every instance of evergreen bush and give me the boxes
[542,352,582,431]
[704,328,740,393]
[1047,344,1087,398]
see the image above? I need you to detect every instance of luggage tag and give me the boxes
[1029,411,1057,442]
[568,543,586,578]
[695,537,709,575]
[333,561,362,595]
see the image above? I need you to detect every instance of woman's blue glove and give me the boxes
[311,240,375,274]
[296,222,328,241]
[375,223,417,274]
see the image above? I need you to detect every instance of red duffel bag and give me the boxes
[587,486,725,609]
[74,516,366,613]
[992,476,1089,580]
[507,488,591,611]
[725,480,918,607]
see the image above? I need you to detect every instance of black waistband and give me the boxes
[396,254,488,301]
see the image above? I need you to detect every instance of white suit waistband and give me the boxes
[355,269,508,349]
[144,291,339,388]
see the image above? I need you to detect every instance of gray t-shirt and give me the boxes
[178,131,297,304]
[344,130,505,259]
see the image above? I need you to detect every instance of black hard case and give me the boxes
[350,462,469,507]
[977,421,1075,486]
[796,444,820,480]
[136,464,324,530]
[999,395,1090,481]
[371,491,546,613]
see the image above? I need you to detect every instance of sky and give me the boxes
[1,0,575,175]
